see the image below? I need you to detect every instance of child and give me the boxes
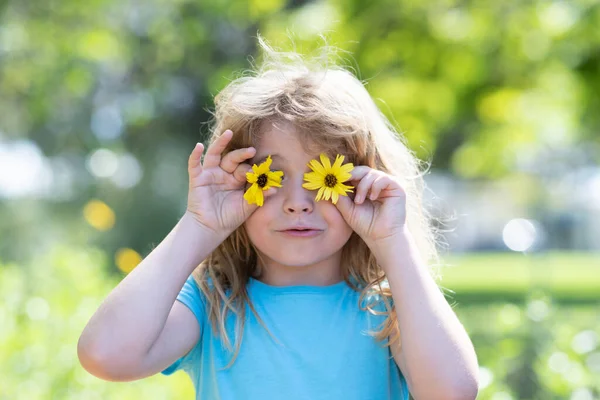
[78,36,479,399]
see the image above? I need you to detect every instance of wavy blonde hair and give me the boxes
[192,35,445,367]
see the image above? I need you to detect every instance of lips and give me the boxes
[279,226,322,232]
[280,230,322,237]
[277,226,324,237]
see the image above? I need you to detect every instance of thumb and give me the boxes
[263,186,278,199]
[334,194,355,223]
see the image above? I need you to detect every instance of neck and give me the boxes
[256,255,343,287]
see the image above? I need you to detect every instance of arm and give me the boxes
[77,211,224,380]
[331,164,478,399]
[371,227,479,400]
[77,130,262,381]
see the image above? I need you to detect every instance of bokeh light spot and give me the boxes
[548,351,570,373]
[115,248,142,273]
[526,299,549,321]
[490,392,513,400]
[478,366,493,390]
[25,297,50,321]
[83,200,115,231]
[503,218,537,252]
[77,30,123,62]
[571,330,598,354]
[86,149,118,178]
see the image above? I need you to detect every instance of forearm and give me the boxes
[371,229,479,399]
[78,212,224,367]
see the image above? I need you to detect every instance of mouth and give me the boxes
[278,228,324,237]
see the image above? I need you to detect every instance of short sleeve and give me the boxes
[161,273,206,375]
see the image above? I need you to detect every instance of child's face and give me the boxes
[244,120,353,275]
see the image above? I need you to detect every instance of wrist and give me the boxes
[181,211,229,248]
[368,226,416,265]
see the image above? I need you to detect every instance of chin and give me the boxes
[264,252,329,269]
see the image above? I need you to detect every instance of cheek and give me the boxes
[318,203,353,236]
[245,208,264,233]
[244,204,274,243]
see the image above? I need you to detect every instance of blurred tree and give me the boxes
[0,0,599,265]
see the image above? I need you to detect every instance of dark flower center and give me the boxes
[324,174,338,188]
[257,174,268,188]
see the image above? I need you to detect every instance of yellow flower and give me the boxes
[244,155,283,206]
[302,154,354,204]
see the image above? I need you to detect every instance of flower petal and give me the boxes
[243,183,259,205]
[340,162,354,175]
[256,155,272,175]
[337,168,352,182]
[338,172,352,183]
[332,154,345,173]
[246,172,257,184]
[267,170,283,187]
[303,171,324,183]
[302,181,322,190]
[255,188,264,206]
[315,186,325,202]
[319,153,332,171]
[322,187,332,201]
[331,190,339,204]
[270,170,284,179]
[308,159,326,176]
[334,183,353,194]
[267,176,282,188]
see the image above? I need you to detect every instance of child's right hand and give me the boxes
[186,129,275,238]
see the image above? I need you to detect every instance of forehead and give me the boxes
[253,120,323,162]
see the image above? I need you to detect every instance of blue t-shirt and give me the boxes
[161,274,409,400]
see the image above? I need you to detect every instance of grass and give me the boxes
[438,252,600,303]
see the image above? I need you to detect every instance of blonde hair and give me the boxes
[193,35,445,367]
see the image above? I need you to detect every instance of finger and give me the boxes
[188,143,204,180]
[203,130,233,169]
[354,171,379,204]
[334,192,355,222]
[263,187,278,199]
[369,175,390,201]
[233,163,252,184]
[347,166,372,184]
[220,147,256,174]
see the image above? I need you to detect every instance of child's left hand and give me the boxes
[334,166,407,247]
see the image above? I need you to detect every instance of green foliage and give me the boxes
[1,1,600,396]
[442,252,600,399]
[0,246,193,399]
[1,0,599,265]
[1,248,599,399]
[456,302,600,399]
[3,0,598,170]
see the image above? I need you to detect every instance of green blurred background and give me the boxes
[1,0,599,399]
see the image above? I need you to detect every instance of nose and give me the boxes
[283,176,314,214]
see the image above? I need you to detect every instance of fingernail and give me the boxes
[355,195,361,203]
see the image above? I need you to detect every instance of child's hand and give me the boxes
[186,130,275,238]
[334,166,407,246]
